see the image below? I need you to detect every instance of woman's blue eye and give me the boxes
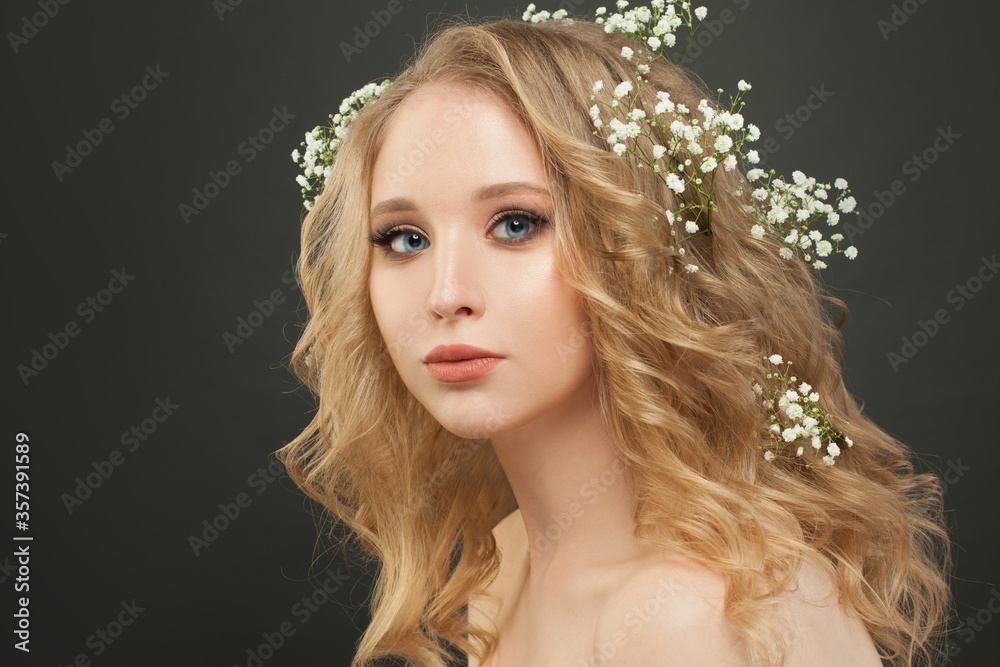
[493,214,534,240]
[391,232,429,254]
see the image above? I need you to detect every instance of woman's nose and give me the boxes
[425,233,484,320]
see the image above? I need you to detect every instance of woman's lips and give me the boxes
[425,357,502,383]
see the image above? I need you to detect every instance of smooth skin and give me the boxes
[367,80,883,666]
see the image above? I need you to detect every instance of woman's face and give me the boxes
[368,81,595,440]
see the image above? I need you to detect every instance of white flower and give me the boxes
[647,36,661,50]
[614,80,633,99]
[747,124,761,141]
[827,442,841,457]
[694,6,708,20]
[838,196,857,213]
[785,403,803,419]
[830,233,844,242]
[844,246,858,259]
[827,212,840,225]
[613,143,628,155]
[747,168,765,181]
[291,149,300,162]
[738,79,752,91]
[593,80,605,94]
[295,174,309,188]
[792,170,807,185]
[834,178,848,189]
[812,436,822,449]
[663,33,676,47]
[684,263,699,273]
[553,9,568,19]
[652,144,667,160]
[779,247,794,260]
[752,382,763,396]
[629,108,646,121]
[768,354,783,365]
[665,173,685,194]
[700,156,718,172]
[746,149,760,164]
[844,436,853,447]
[822,455,835,466]
[796,446,804,456]
[764,450,775,462]
[637,63,650,74]
[723,154,737,171]
[815,240,832,257]
[589,104,600,120]
[621,46,634,60]
[714,135,734,152]
[750,224,765,239]
[782,427,798,443]
[685,220,699,234]
[596,6,607,15]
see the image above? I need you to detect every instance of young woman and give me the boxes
[280,5,952,665]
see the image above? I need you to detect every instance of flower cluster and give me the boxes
[521,4,568,22]
[291,79,391,210]
[590,73,758,269]
[754,355,852,466]
[580,0,859,271]
[746,170,858,269]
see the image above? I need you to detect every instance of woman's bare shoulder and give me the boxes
[595,551,883,666]
[467,509,524,667]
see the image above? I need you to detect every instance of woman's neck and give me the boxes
[488,372,648,583]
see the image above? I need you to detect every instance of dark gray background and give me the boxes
[3,0,997,665]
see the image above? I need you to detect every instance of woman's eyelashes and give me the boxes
[368,209,551,257]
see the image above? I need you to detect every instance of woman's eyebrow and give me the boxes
[369,181,551,221]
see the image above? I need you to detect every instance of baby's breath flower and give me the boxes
[714,135,734,152]
[838,196,857,213]
[695,6,708,20]
[621,46,634,60]
[614,80,633,99]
